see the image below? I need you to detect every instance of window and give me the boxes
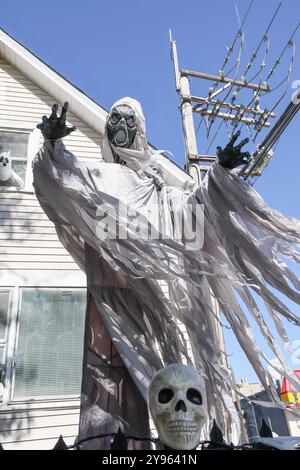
[0,290,10,398]
[0,131,29,189]
[13,289,86,399]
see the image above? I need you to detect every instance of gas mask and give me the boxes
[106,105,137,149]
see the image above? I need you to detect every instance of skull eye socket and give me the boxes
[187,388,202,405]
[158,388,174,404]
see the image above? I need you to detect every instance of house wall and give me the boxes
[0,57,102,161]
[0,56,103,449]
[0,400,80,450]
[285,409,300,437]
[241,390,291,440]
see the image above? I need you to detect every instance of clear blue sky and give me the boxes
[2,0,300,383]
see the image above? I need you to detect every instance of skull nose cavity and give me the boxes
[175,399,187,412]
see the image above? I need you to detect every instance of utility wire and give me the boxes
[266,20,300,81]
[219,0,254,75]
[206,25,245,138]
[242,2,281,81]
[205,1,281,148]
[201,0,254,143]
[253,41,296,140]
[238,24,298,141]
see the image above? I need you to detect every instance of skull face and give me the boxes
[148,364,208,450]
[0,152,12,182]
[106,104,137,149]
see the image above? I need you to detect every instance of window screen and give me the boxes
[0,291,10,393]
[0,291,9,341]
[14,290,86,398]
[0,131,28,184]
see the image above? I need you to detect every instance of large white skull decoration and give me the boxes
[148,364,208,450]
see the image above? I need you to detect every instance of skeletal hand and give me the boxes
[37,102,76,143]
[216,131,251,170]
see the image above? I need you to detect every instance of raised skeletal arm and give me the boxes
[216,130,251,170]
[37,102,76,145]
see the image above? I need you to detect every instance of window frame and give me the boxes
[0,122,42,192]
[2,286,86,405]
[0,287,15,405]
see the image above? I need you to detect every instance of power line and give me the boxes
[203,0,254,138]
[171,2,300,182]
[205,2,281,145]
[237,22,299,141]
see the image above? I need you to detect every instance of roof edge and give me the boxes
[0,27,191,187]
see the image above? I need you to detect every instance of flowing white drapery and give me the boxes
[32,98,300,441]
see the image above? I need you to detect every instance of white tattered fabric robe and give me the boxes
[33,98,300,447]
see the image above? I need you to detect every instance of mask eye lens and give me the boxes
[158,388,174,404]
[110,113,120,125]
[126,116,135,126]
[187,388,202,405]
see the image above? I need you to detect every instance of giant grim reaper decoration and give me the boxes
[33,98,300,448]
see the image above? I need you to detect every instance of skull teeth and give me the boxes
[167,420,198,433]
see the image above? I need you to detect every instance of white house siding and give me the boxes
[0,55,103,449]
[0,401,80,450]
[0,57,103,161]
[0,192,79,276]
[285,409,300,437]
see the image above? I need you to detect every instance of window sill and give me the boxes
[0,397,80,413]
[0,188,35,195]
